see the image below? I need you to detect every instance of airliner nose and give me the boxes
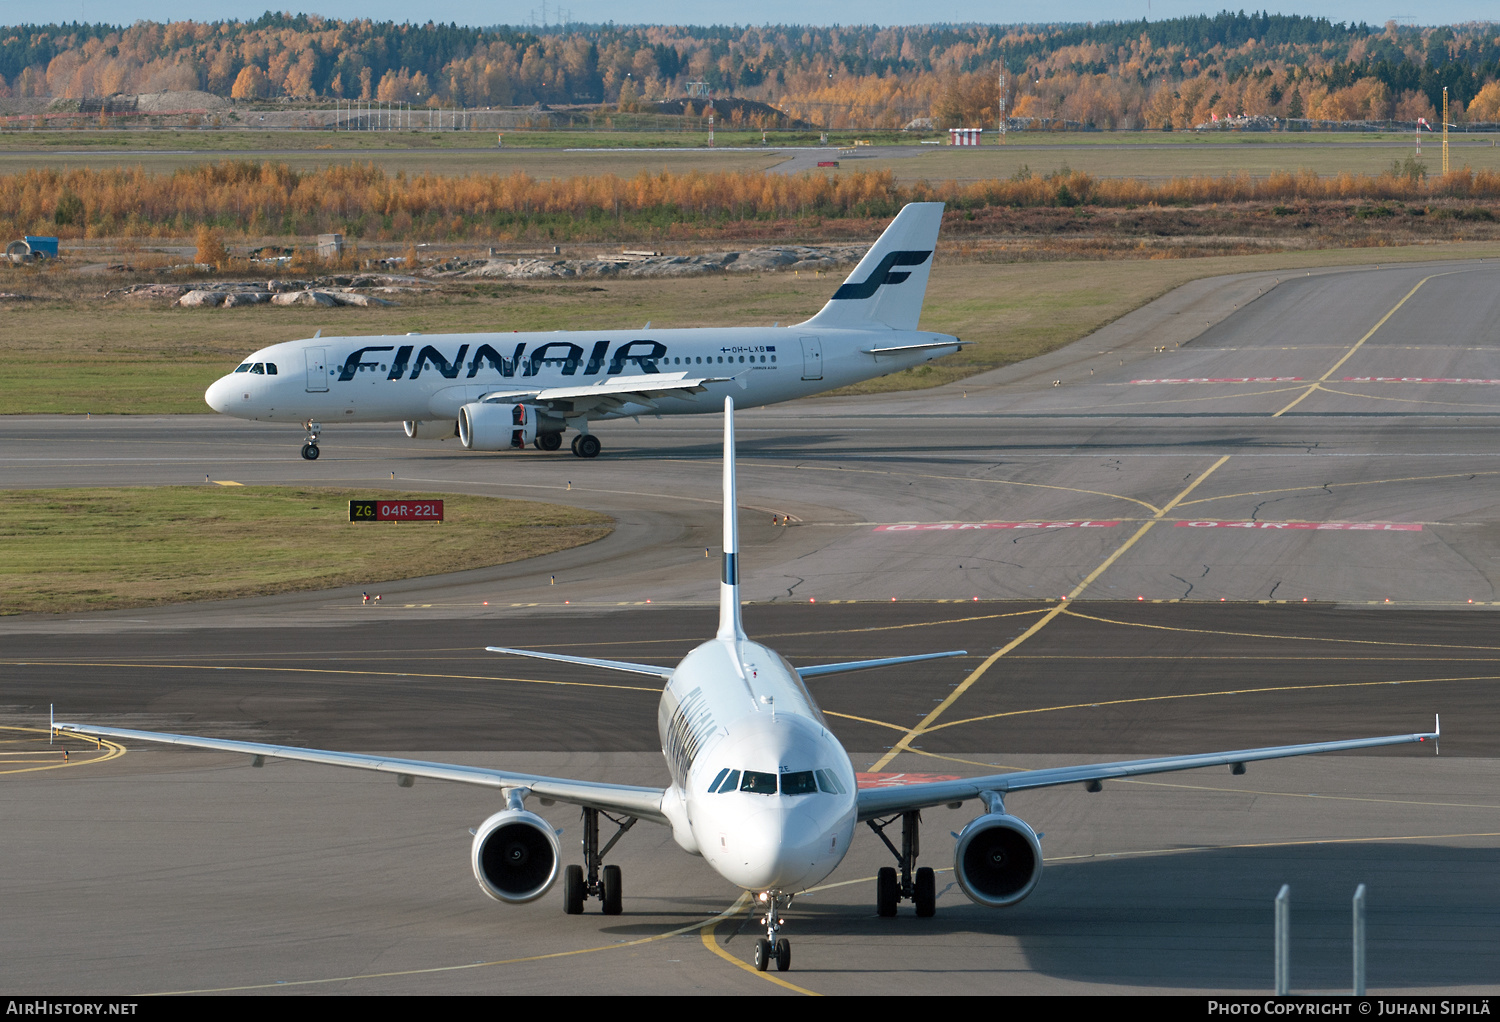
[734,807,825,890]
[204,376,232,413]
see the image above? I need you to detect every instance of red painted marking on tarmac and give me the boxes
[1342,376,1500,384]
[857,773,962,789]
[1175,521,1422,531]
[874,521,1121,532]
[1129,377,1303,384]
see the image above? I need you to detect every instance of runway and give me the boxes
[3,258,1499,994]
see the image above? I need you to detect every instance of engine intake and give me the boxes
[953,813,1043,907]
[470,808,561,903]
[458,402,543,451]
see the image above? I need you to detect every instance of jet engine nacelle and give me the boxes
[953,813,1044,908]
[470,808,561,903]
[404,419,457,440]
[458,402,538,451]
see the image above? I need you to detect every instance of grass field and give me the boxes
[0,486,611,615]
[6,239,1500,414]
[3,128,1498,181]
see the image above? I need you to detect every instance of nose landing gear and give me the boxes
[752,891,793,972]
[300,420,322,460]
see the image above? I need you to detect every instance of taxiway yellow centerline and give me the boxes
[867,455,1232,771]
[1272,273,1442,417]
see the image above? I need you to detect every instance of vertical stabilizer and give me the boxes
[801,202,945,331]
[717,397,746,641]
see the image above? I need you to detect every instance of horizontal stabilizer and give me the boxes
[486,645,673,681]
[798,650,967,678]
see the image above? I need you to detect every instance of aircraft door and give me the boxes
[305,347,328,392]
[799,336,823,381]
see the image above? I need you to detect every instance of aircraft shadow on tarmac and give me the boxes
[600,843,1498,990]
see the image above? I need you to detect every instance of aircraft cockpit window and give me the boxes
[814,769,847,795]
[708,768,741,793]
[234,363,252,373]
[780,771,818,796]
[265,363,277,375]
[739,770,777,795]
[250,363,265,374]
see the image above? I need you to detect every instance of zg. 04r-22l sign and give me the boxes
[349,500,444,522]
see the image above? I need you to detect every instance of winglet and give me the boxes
[717,397,745,641]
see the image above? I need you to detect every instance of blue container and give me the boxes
[24,236,59,258]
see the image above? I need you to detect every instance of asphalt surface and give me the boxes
[3,258,1500,994]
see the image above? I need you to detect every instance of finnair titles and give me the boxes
[205,202,966,460]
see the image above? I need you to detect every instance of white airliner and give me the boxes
[57,400,1439,974]
[205,201,966,460]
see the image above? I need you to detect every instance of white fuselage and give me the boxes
[655,636,858,893]
[203,325,956,427]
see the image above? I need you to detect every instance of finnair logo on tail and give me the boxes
[831,250,932,300]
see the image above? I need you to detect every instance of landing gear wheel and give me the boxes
[300,443,320,460]
[570,434,582,455]
[876,866,899,917]
[753,939,772,972]
[601,863,623,915]
[775,938,791,972]
[914,866,936,918]
[537,432,562,452]
[573,434,601,459]
[563,864,585,915]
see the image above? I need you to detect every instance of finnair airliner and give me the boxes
[57,401,1439,974]
[205,202,965,460]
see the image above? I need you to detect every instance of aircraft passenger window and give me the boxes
[771,356,777,362]
[234,364,251,373]
[250,363,265,374]
[815,769,847,795]
[781,771,818,796]
[266,363,277,374]
[739,770,777,795]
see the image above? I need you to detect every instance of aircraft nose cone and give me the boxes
[733,807,825,890]
[205,376,232,413]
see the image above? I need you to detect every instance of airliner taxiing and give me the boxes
[205,201,965,460]
[58,400,1439,974]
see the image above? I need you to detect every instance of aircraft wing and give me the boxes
[53,721,669,824]
[478,371,736,417]
[855,723,1439,821]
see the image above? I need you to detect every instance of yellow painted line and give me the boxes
[212,480,244,486]
[150,893,758,995]
[868,456,1232,771]
[779,462,1162,514]
[924,672,1500,735]
[0,726,127,775]
[822,711,913,733]
[1176,469,1500,511]
[0,661,659,694]
[1272,274,1439,417]
[1059,608,1500,652]
[699,893,821,996]
[1312,384,1500,410]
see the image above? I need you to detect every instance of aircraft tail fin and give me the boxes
[801,201,945,332]
[717,397,745,641]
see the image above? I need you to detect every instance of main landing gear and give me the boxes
[300,420,321,460]
[532,432,563,452]
[868,811,936,918]
[569,433,601,459]
[562,807,636,915]
[752,891,793,972]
